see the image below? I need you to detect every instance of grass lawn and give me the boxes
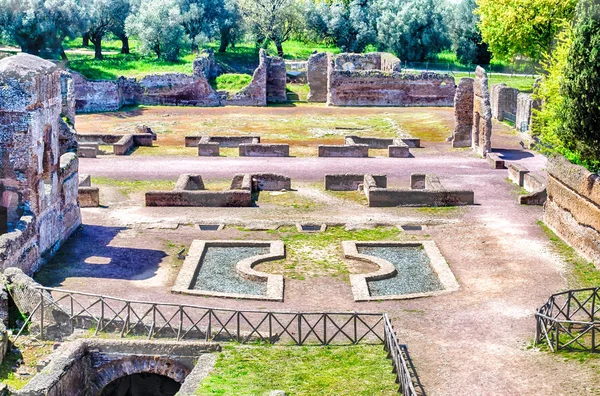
[196,344,397,396]
[454,71,537,92]
[211,73,253,93]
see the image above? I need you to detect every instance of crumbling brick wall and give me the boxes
[490,84,519,121]
[266,55,287,103]
[452,78,474,148]
[0,53,81,274]
[307,52,329,102]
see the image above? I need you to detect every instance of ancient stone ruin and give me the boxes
[73,49,287,111]
[471,66,493,156]
[306,52,456,107]
[0,53,81,274]
[325,173,475,207]
[490,84,519,122]
[145,173,291,207]
[452,78,474,148]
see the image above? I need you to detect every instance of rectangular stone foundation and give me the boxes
[239,143,289,157]
[318,144,369,157]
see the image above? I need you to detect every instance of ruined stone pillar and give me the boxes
[472,66,493,156]
[452,78,474,147]
[307,52,329,103]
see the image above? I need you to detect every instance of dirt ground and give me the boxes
[43,105,600,395]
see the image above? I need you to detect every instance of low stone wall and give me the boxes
[238,173,291,191]
[318,144,369,157]
[507,163,546,205]
[490,84,519,121]
[146,190,252,207]
[344,136,397,149]
[515,93,539,133]
[78,187,100,208]
[239,143,289,157]
[364,173,474,207]
[544,155,600,267]
[175,174,205,191]
[327,69,455,107]
[186,136,260,148]
[113,134,134,155]
[325,174,386,191]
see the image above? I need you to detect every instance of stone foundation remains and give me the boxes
[325,53,455,107]
[172,240,285,301]
[0,54,81,275]
[507,164,547,205]
[452,78,474,147]
[76,130,154,156]
[326,173,474,207]
[145,173,291,207]
[471,66,493,156]
[239,143,290,157]
[319,135,417,158]
[544,155,600,267]
[307,52,329,102]
[490,84,519,121]
[78,174,100,208]
[14,338,219,396]
[73,49,287,112]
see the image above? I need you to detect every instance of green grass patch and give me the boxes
[257,226,403,280]
[454,72,537,92]
[91,177,175,196]
[286,83,310,101]
[196,344,397,396]
[211,73,252,93]
[538,221,600,288]
[0,339,54,390]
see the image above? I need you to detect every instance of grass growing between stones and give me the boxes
[210,73,253,93]
[538,221,600,288]
[256,226,404,280]
[196,344,397,396]
[91,177,175,196]
[0,338,54,390]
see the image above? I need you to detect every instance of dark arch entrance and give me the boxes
[99,372,181,396]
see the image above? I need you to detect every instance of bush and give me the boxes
[561,0,600,164]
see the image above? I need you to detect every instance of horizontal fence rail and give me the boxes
[13,287,422,395]
[535,287,600,352]
[17,287,387,346]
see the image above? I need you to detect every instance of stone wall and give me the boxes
[327,68,455,107]
[490,84,518,121]
[307,52,329,103]
[266,56,287,103]
[471,66,492,156]
[325,174,387,191]
[318,144,369,157]
[452,78,474,147]
[0,54,81,275]
[73,49,286,112]
[515,93,539,133]
[544,155,600,267]
[239,143,289,157]
[14,339,219,396]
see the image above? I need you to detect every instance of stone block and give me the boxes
[410,174,427,189]
[239,143,289,157]
[508,163,530,186]
[486,153,505,169]
[78,146,97,158]
[198,143,220,156]
[388,145,410,158]
[79,187,100,207]
[78,174,91,187]
[453,78,474,148]
[307,52,329,103]
[113,134,134,155]
[318,144,369,157]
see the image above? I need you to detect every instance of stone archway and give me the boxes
[90,356,190,395]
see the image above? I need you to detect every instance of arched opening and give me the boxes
[99,373,181,396]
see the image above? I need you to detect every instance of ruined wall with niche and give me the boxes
[0,53,81,274]
[326,52,455,107]
[73,49,286,112]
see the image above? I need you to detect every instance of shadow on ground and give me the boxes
[36,224,167,286]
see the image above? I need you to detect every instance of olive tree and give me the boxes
[126,0,188,61]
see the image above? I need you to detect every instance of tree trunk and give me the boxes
[60,46,68,61]
[219,28,230,52]
[120,35,130,54]
[83,32,90,47]
[275,41,284,58]
[92,37,103,60]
